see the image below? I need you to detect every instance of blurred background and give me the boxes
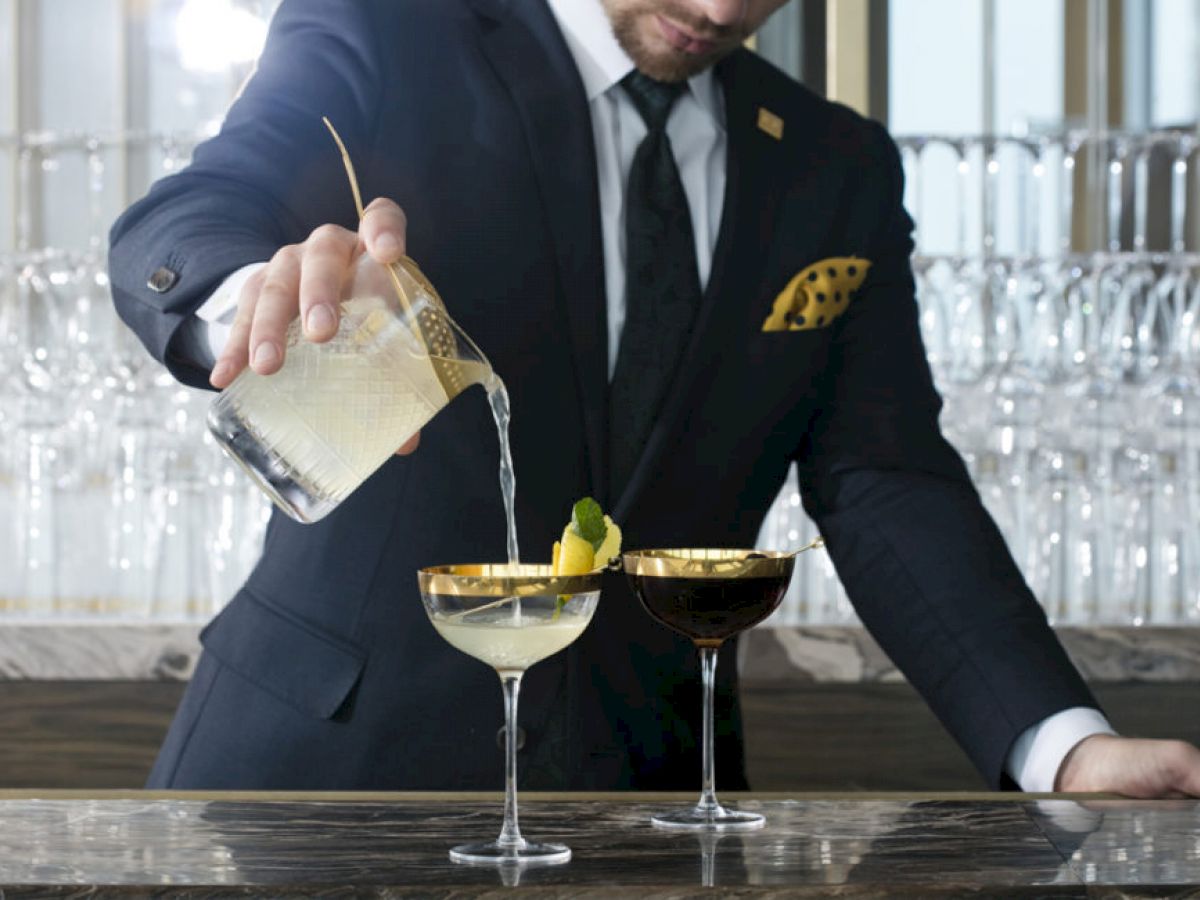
[0,0,1198,627]
[2,0,1199,794]
[760,0,1200,627]
[0,0,278,621]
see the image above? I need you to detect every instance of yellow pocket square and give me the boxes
[761,256,872,332]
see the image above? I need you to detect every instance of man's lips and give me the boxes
[655,14,718,55]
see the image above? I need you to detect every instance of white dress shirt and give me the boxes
[193,0,1115,791]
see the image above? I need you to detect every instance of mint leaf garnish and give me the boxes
[570,497,607,551]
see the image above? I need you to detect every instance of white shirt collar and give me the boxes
[545,0,723,123]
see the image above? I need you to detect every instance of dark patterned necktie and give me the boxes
[608,71,702,499]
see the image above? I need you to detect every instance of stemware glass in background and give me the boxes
[754,471,854,625]
[1025,448,1111,624]
[417,563,603,866]
[1140,258,1200,453]
[147,387,220,619]
[622,549,796,830]
[0,256,21,612]
[982,257,1054,458]
[0,130,274,623]
[204,439,272,615]
[1169,134,1196,257]
[47,251,122,614]
[1146,450,1200,623]
[797,526,852,624]
[916,254,994,452]
[9,252,70,616]
[54,387,120,615]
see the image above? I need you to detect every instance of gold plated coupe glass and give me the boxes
[622,549,795,831]
[417,564,603,865]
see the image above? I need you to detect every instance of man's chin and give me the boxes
[628,46,724,82]
[607,7,736,82]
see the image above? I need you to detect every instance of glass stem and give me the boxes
[497,673,525,848]
[698,646,720,813]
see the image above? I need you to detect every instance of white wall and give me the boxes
[36,0,123,252]
[1,0,16,252]
[889,0,1065,256]
[994,0,1065,134]
[1151,0,1200,127]
[0,0,279,253]
[889,0,985,135]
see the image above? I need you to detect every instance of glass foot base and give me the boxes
[449,840,571,865]
[207,402,339,524]
[651,806,765,832]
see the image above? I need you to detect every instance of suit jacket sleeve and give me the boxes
[107,0,384,389]
[794,119,1100,789]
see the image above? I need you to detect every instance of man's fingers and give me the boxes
[1167,741,1200,797]
[211,205,405,387]
[1056,735,1200,798]
[210,269,264,388]
[249,246,303,375]
[396,431,420,456]
[360,197,407,263]
[299,224,356,341]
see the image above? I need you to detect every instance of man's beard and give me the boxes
[603,1,745,82]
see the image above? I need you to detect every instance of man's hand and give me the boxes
[209,197,420,456]
[1056,734,1200,797]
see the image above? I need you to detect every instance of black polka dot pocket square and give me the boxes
[761,257,872,332]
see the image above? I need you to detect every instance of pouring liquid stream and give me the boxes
[487,376,520,567]
[485,375,522,625]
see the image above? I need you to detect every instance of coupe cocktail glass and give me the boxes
[417,563,603,865]
[622,549,795,831]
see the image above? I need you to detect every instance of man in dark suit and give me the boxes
[109,0,1200,796]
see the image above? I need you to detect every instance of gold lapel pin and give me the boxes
[757,107,784,140]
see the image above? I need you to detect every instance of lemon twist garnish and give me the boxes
[551,497,621,617]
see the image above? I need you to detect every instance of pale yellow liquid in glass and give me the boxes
[219,296,451,504]
[431,610,589,673]
[214,286,519,557]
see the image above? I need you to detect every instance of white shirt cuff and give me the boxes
[1005,707,1117,793]
[197,262,267,361]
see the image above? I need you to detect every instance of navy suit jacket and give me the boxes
[109,0,1099,791]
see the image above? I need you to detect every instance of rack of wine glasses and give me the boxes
[0,248,271,620]
[762,129,1200,626]
[0,129,217,255]
[0,130,270,622]
[4,126,1198,625]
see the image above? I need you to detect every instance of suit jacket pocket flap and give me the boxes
[200,589,366,720]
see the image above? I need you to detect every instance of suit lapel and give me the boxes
[614,50,795,523]
[471,0,610,503]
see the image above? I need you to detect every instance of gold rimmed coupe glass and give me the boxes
[417,564,603,865]
[622,549,796,831]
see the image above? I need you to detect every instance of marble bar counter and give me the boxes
[0,791,1197,897]
[1,621,1198,682]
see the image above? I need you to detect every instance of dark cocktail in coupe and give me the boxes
[623,549,796,831]
[632,571,792,646]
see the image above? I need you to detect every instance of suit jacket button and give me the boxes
[496,725,526,751]
[147,266,179,293]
